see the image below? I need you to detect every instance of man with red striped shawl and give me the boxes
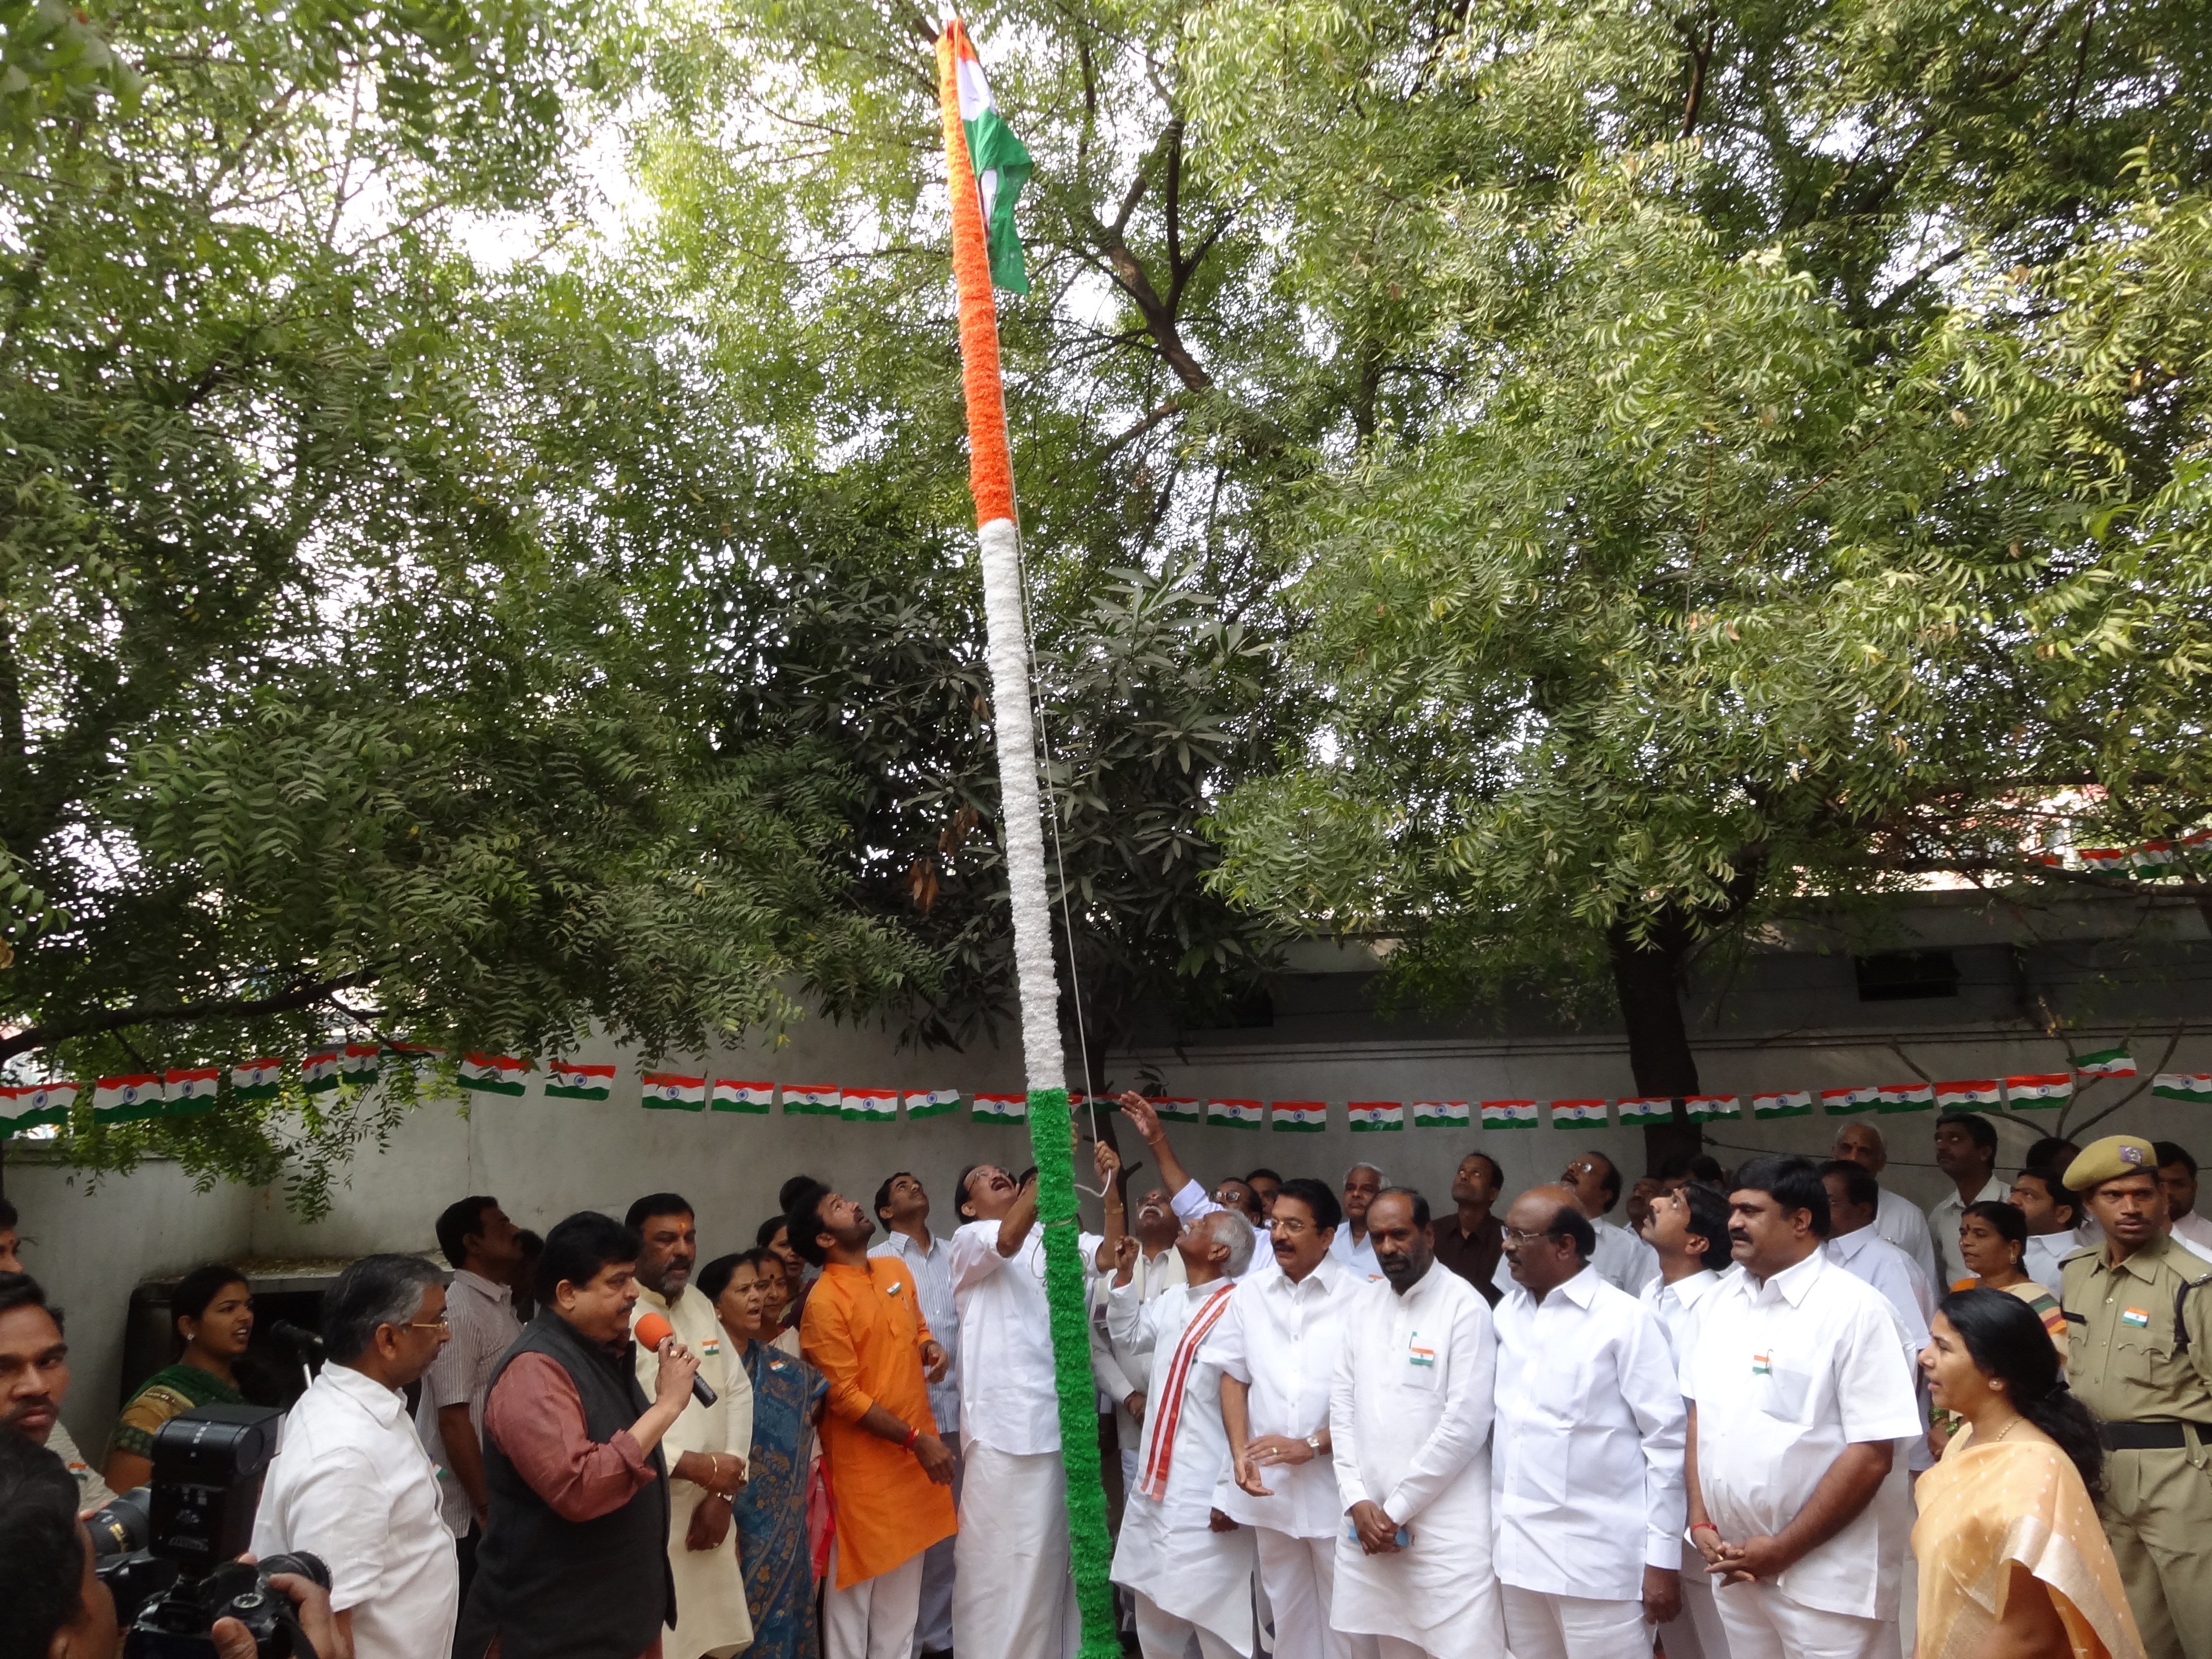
[1106,1210,1259,1659]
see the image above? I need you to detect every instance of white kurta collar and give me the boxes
[1749,1247,1825,1306]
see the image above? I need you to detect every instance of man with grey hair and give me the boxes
[1108,1208,1258,1657]
[253,1252,459,1659]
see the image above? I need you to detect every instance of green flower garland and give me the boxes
[1027,1085,1121,1659]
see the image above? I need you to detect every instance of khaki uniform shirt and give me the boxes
[2061,1234,2212,1423]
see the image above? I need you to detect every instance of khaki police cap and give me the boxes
[2064,1135,2159,1195]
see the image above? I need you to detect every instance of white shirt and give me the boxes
[871,1227,962,1434]
[2023,1230,2076,1291]
[255,1362,459,1659]
[1331,1265,1495,1526]
[1491,1267,1685,1599]
[2170,1211,2212,1264]
[1683,1249,1924,1620]
[1930,1175,2009,1289]
[949,1216,1104,1455]
[414,1268,520,1536]
[1328,1223,1383,1282]
[1108,1277,1239,1531]
[1168,1179,1271,1281]
[1091,1243,1184,1439]
[1204,1255,1363,1538]
[1640,1269,1726,1382]
[1491,1217,1659,1300]
[1825,1226,1932,1349]
[1874,1187,1940,1291]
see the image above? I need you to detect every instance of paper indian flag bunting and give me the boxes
[1272,1101,1327,1132]
[710,1079,773,1114]
[1481,1100,1538,1129]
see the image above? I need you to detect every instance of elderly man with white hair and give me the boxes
[1108,1209,1260,1659]
[1829,1122,1940,1291]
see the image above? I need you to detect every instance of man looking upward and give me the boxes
[1929,1113,2006,1288]
[1683,1157,1922,1659]
[1433,1152,1505,1306]
[795,1184,957,1659]
[1213,1179,1362,1659]
[1117,1094,1268,1277]
[627,1193,753,1659]
[870,1171,963,1658]
[417,1195,523,1600]
[1107,1210,1258,1659]
[1827,1122,1940,1289]
[1552,1152,1659,1295]
[1094,1183,1188,1493]
[1493,1186,1684,1659]
[1330,1189,1504,1659]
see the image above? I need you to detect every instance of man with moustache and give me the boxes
[1094,1180,1189,1492]
[1246,1170,1285,1220]
[1213,1178,1365,1659]
[1107,1208,1259,1658]
[1433,1152,1506,1306]
[1493,1186,1684,1659]
[1330,1189,1504,1659]
[0,1274,115,1515]
[1828,1124,1940,1290]
[1556,1153,1661,1295]
[626,1193,754,1659]
[793,1183,958,1659]
[1682,1157,1922,1659]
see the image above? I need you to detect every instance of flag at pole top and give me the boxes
[941,18,1032,294]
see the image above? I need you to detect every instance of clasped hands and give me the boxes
[1231,1433,1317,1498]
[1693,1523,1790,1586]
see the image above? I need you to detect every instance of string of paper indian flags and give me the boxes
[6,1042,2206,1134]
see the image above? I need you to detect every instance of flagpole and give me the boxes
[935,21,1118,1659]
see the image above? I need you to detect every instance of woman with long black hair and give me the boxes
[1914,1288,2143,1659]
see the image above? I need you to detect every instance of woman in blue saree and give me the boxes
[704,1249,826,1659]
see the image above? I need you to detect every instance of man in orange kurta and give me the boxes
[793,1184,960,1659]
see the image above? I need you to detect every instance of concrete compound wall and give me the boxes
[12,1005,2211,1454]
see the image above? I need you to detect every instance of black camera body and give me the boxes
[88,1403,329,1658]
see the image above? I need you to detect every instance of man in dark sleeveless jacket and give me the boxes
[456,1210,702,1659]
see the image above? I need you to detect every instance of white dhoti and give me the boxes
[1330,1485,1503,1659]
[1110,1491,1256,1657]
[1713,1582,1892,1659]
[1254,1527,1372,1659]
[1667,1541,1731,1659]
[952,1440,1080,1659]
[1500,1586,1651,1659]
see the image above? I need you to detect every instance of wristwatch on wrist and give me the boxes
[1304,1432,1323,1454]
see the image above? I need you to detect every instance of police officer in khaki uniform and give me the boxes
[2061,1134,2212,1659]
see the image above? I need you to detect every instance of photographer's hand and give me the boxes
[212,1572,351,1659]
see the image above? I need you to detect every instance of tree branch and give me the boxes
[0,969,385,1064]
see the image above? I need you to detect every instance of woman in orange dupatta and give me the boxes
[1915,1288,2144,1659]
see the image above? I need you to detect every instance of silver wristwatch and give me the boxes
[1304,1431,1323,1453]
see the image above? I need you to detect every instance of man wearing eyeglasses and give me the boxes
[253,1252,461,1659]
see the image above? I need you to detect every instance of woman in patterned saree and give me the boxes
[704,1249,826,1659]
[1915,1288,2143,1659]
[103,1262,254,1493]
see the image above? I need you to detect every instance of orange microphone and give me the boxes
[635,1310,718,1408]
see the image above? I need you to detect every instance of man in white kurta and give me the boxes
[1108,1211,1258,1659]
[627,1195,754,1659]
[1092,1183,1187,1491]
[949,1158,1109,1659]
[1684,1158,1923,1659]
[1330,1189,1504,1659]
[1829,1123,1940,1291]
[1494,1187,1685,1659]
[1212,1178,1369,1659]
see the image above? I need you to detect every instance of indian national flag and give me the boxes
[92,1073,163,1122]
[229,1058,285,1103]
[164,1067,221,1116]
[1413,1100,1471,1129]
[340,1043,383,1085]
[1481,1100,1539,1130]
[973,1091,1028,1126]
[2133,840,2177,877]
[2152,1073,2212,1103]
[1616,1097,1672,1127]
[1155,1096,1202,1124]
[942,18,1032,294]
[547,1062,616,1102]
[2005,1074,2072,1110]
[700,1079,766,1114]
[783,1084,841,1117]
[460,1053,531,1097]
[1752,1091,1813,1121]
[1878,1082,1935,1114]
[1934,1080,2001,1109]
[1272,1100,1327,1132]
[1823,1086,1878,1116]
[842,1087,900,1124]
[906,1088,962,1121]
[1687,1094,1743,1120]
[2077,847,2131,874]
[2076,1047,2135,1078]
[641,1071,707,1111]
[1347,1101,1404,1133]
[1551,1099,1610,1130]
[301,1050,342,1095]
[1207,1097,1265,1131]
[1,1081,76,1129]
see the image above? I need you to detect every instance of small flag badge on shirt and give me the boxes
[699,1336,722,1355]
[2121,1307,2151,1328]
[1753,1351,1773,1375]
[1407,1339,1435,1368]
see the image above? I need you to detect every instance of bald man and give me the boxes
[1828,1124,1939,1290]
